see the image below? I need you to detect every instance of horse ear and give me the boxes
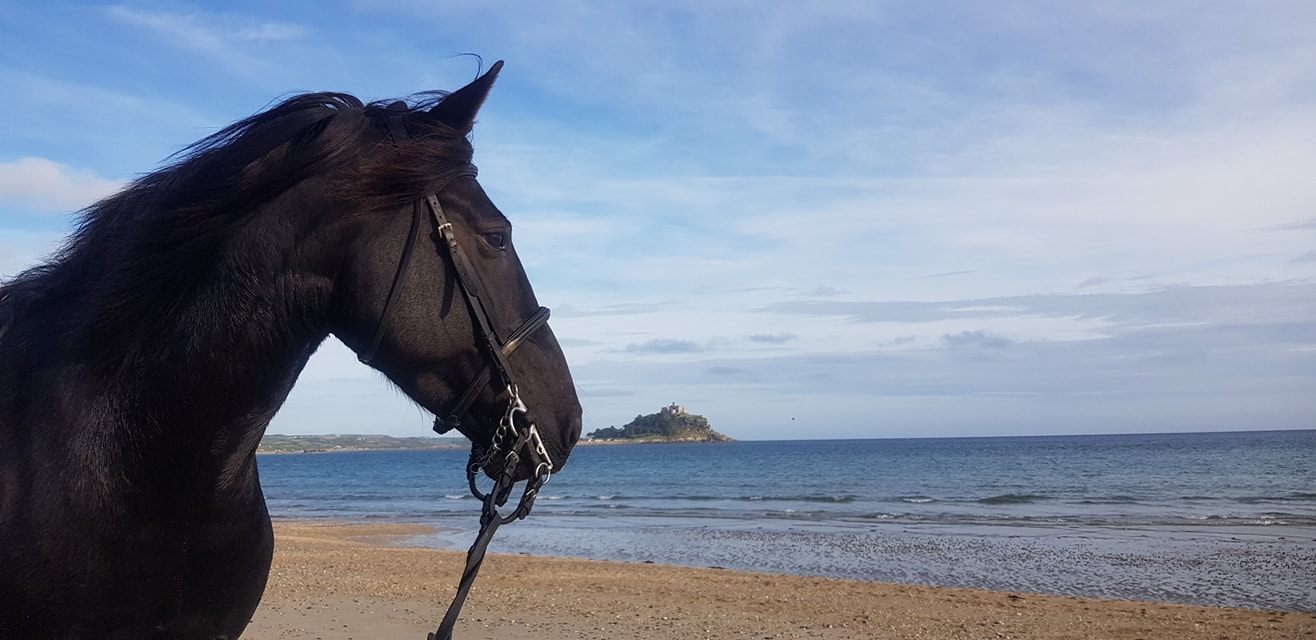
[428,60,503,131]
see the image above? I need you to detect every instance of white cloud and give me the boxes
[0,158,123,213]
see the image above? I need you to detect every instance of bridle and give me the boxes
[357,114,555,640]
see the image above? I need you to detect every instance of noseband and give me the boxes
[357,115,555,640]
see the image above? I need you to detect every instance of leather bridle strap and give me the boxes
[437,306,551,434]
[357,110,426,367]
[353,117,556,640]
[357,201,423,366]
[431,511,503,640]
[431,385,551,640]
[426,189,514,431]
[429,195,551,433]
[353,162,550,432]
[358,114,551,428]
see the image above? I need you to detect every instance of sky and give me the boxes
[2,1,1313,440]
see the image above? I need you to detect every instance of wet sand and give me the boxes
[245,521,1313,639]
[466,517,1316,611]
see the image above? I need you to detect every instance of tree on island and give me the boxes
[586,403,733,442]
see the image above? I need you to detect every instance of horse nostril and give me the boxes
[565,413,582,448]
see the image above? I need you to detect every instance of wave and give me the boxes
[740,495,858,504]
[978,493,1049,505]
[900,496,937,504]
[1179,493,1316,504]
[526,508,1316,528]
[1239,493,1316,504]
[581,494,859,504]
[1194,513,1309,526]
[1079,495,1141,505]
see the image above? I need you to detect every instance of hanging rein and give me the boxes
[359,112,555,640]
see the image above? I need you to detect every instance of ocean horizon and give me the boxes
[259,429,1316,612]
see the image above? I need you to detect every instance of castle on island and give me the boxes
[584,403,732,443]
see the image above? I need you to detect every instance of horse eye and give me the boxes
[481,232,507,249]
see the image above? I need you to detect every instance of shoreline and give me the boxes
[395,514,1316,612]
[244,520,1314,639]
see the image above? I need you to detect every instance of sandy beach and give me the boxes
[244,521,1312,640]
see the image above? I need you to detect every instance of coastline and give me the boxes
[244,521,1313,640]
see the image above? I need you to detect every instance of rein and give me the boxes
[357,115,554,640]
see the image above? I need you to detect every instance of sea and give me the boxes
[258,429,1316,612]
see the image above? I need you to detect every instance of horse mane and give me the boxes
[2,91,477,336]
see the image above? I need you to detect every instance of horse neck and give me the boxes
[51,190,339,494]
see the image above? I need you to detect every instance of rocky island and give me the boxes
[585,403,733,443]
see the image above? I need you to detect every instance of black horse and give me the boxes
[0,62,581,639]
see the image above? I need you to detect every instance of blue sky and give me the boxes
[2,1,1313,440]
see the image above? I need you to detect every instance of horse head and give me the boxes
[327,63,581,478]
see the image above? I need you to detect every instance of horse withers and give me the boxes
[0,62,581,639]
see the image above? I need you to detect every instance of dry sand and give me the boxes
[244,521,1313,640]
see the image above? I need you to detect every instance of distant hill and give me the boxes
[258,434,467,454]
[586,404,733,443]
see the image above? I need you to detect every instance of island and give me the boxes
[585,404,734,443]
